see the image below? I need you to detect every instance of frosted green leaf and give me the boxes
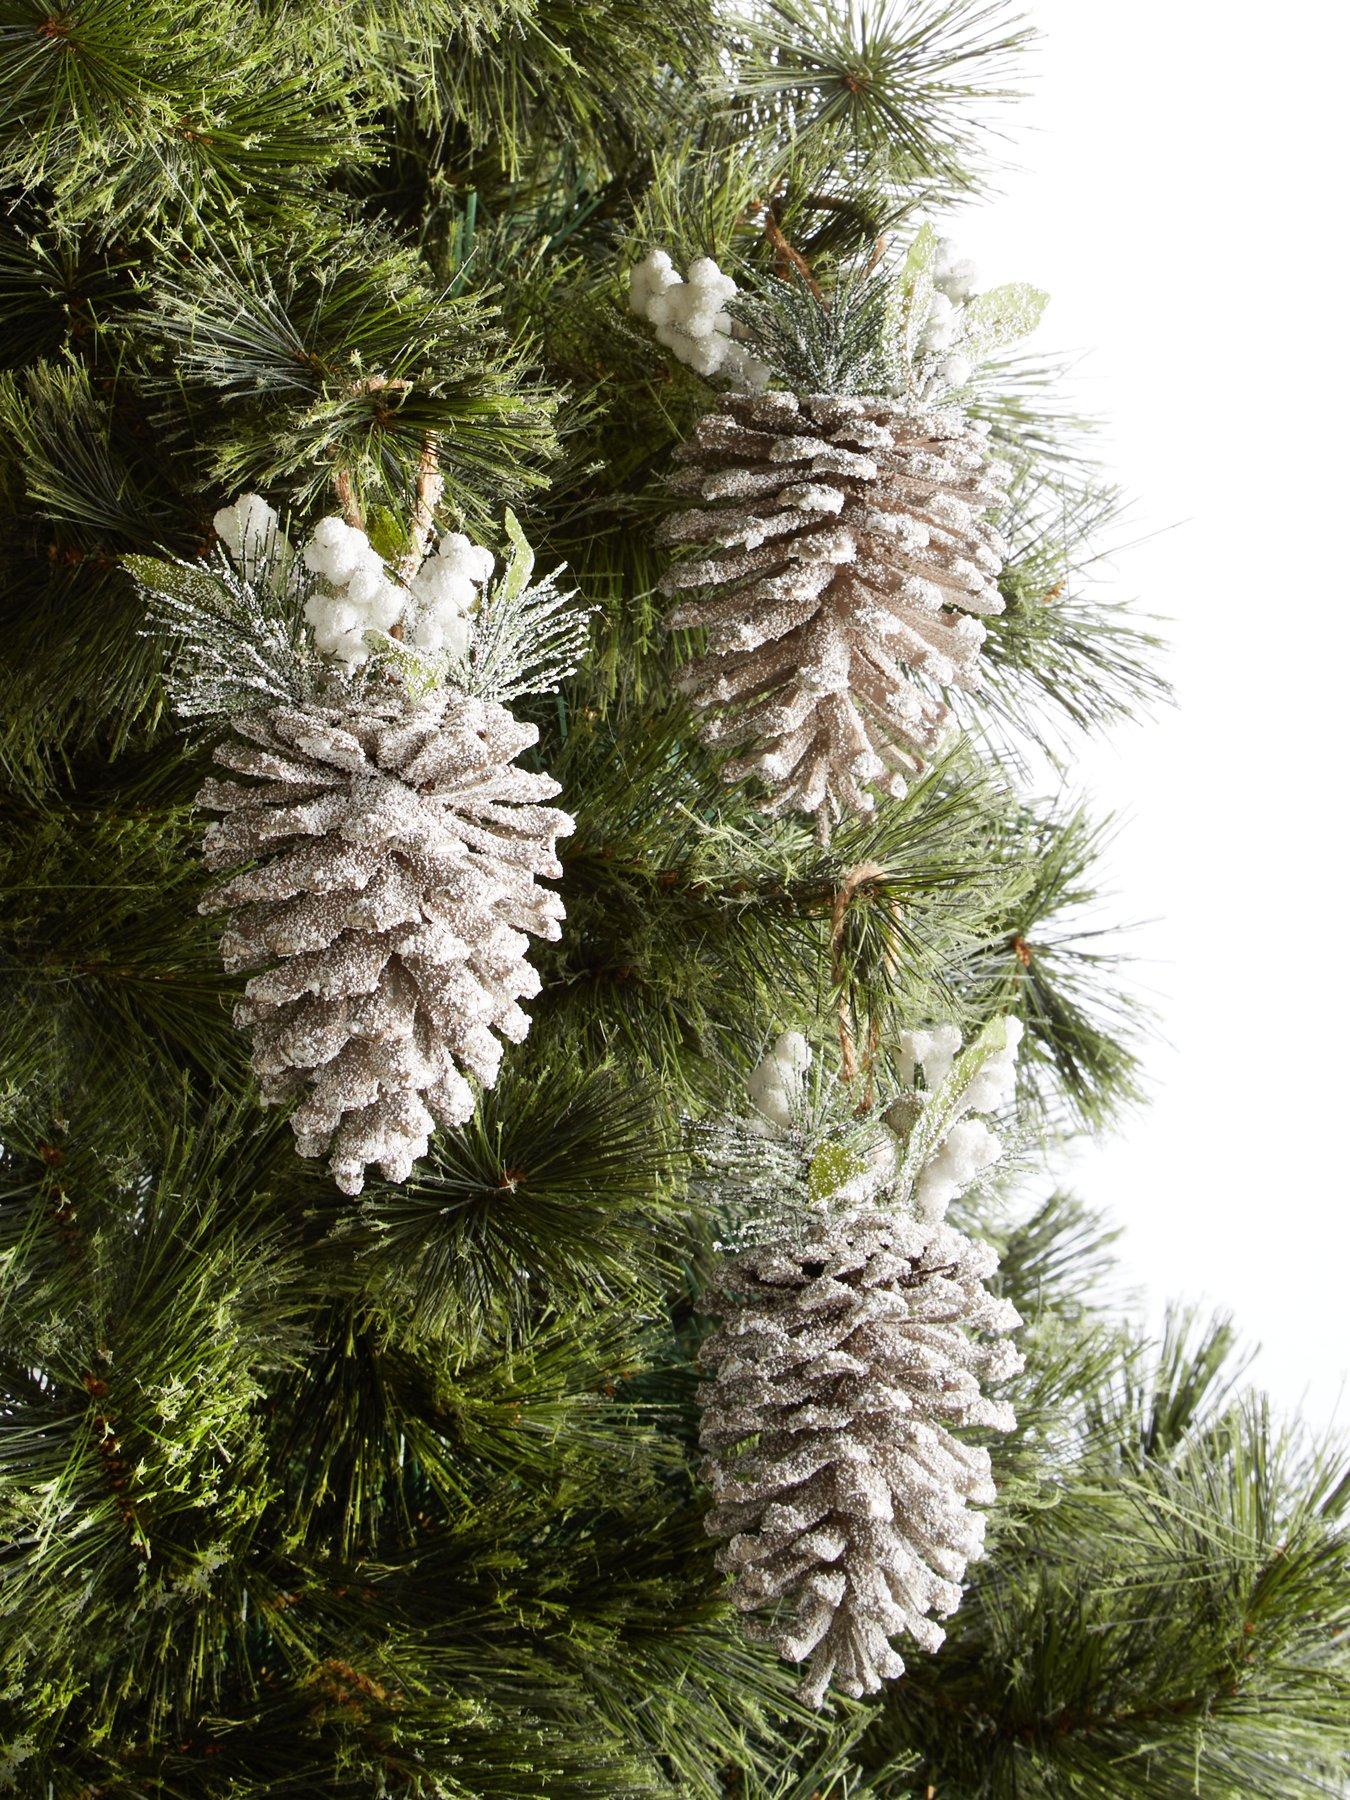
[132,545,318,721]
[361,630,447,699]
[128,554,230,618]
[899,222,939,291]
[808,1141,868,1204]
[961,282,1049,356]
[455,514,591,703]
[893,1016,1017,1198]
[497,506,537,607]
[364,504,408,564]
[899,225,940,369]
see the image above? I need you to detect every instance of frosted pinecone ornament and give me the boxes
[696,1019,1024,1706]
[137,497,589,1194]
[632,235,1046,838]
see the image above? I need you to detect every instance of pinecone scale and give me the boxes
[198,685,572,1195]
[661,390,1010,833]
[699,1203,1022,1706]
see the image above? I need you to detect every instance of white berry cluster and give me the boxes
[895,1020,964,1092]
[917,239,982,392]
[212,493,279,568]
[211,494,498,675]
[733,1016,1023,1236]
[746,1029,813,1131]
[301,516,405,667]
[896,1018,1023,1221]
[402,530,494,658]
[629,249,769,390]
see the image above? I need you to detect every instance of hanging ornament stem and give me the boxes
[862,1012,883,1111]
[829,859,886,1085]
[763,213,823,301]
[397,432,444,585]
[331,375,418,534]
[332,464,362,530]
[861,232,891,280]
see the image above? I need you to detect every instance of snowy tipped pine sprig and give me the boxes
[131,498,318,723]
[629,231,1046,403]
[457,510,594,704]
[730,265,904,398]
[696,1020,1024,1708]
[136,495,592,716]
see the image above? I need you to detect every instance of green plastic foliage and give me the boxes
[0,784,244,1107]
[0,1102,307,1745]
[0,0,365,235]
[730,0,1033,191]
[145,224,560,520]
[345,1054,680,1345]
[967,804,1149,1129]
[962,280,1049,355]
[0,362,175,783]
[425,0,719,176]
[0,228,132,370]
[983,470,1171,757]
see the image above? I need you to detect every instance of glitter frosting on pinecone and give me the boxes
[660,389,1010,833]
[197,685,572,1195]
[699,1202,1022,1707]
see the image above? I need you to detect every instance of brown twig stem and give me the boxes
[829,859,887,1082]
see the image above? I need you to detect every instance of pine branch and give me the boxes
[858,1314,1350,1797]
[730,0,1035,194]
[143,221,560,521]
[539,712,1026,1100]
[334,1053,681,1347]
[961,802,1151,1129]
[979,469,1171,764]
[731,265,903,395]
[0,0,365,236]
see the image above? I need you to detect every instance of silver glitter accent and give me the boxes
[198,684,572,1195]
[699,1200,1022,1708]
[661,390,1010,835]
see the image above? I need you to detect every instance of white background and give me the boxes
[956,0,1349,1430]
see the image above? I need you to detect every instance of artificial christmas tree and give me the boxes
[1,0,1346,1795]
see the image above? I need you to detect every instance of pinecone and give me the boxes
[197,684,572,1195]
[660,390,1009,835]
[699,1203,1022,1707]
